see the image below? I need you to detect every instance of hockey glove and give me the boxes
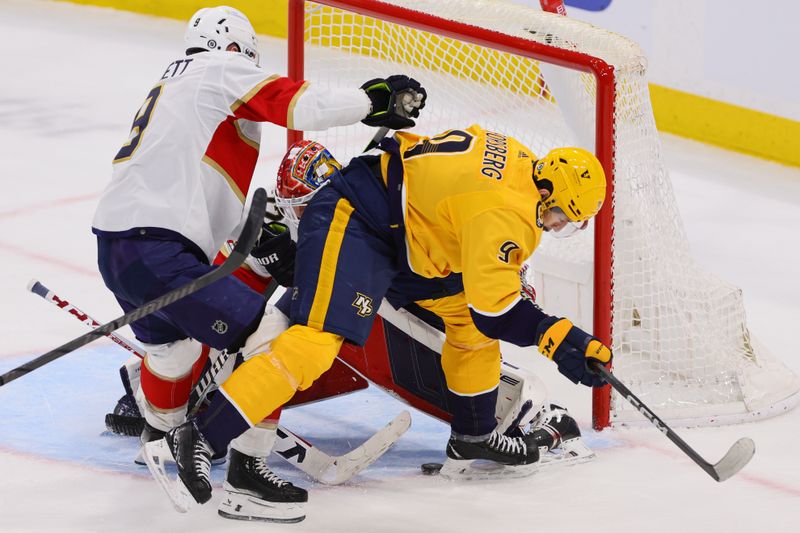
[535,316,612,387]
[249,221,296,287]
[361,75,426,130]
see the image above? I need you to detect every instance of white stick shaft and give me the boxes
[28,279,146,359]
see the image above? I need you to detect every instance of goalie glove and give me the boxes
[535,317,612,387]
[247,221,296,287]
[361,75,426,130]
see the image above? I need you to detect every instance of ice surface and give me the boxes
[1,1,799,531]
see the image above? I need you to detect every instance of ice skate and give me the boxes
[136,420,226,466]
[143,420,214,512]
[218,449,307,523]
[524,405,595,469]
[438,430,539,480]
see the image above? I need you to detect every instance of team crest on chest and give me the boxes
[498,240,520,263]
[352,292,374,317]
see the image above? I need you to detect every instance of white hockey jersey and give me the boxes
[92,50,370,261]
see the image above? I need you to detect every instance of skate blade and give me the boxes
[142,439,193,513]
[437,457,539,481]
[539,437,596,469]
[218,483,305,523]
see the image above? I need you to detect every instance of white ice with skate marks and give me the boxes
[1,1,800,532]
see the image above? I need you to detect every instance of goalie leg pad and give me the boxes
[120,353,142,396]
[495,363,548,435]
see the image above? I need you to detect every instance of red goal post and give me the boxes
[285,0,800,430]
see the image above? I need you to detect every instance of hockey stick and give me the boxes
[26,277,275,416]
[28,280,147,360]
[363,126,390,153]
[274,412,411,485]
[361,91,418,152]
[28,277,236,420]
[590,361,755,482]
[0,188,267,387]
[28,277,409,484]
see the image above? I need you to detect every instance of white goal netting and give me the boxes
[293,0,800,426]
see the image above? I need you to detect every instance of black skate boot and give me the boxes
[440,430,539,480]
[163,420,214,505]
[525,404,581,452]
[218,449,307,523]
[522,405,595,468]
[136,420,226,466]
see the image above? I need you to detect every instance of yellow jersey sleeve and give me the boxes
[459,207,539,317]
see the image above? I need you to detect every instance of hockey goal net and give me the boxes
[286,0,800,428]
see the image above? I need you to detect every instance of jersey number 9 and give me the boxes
[114,85,164,163]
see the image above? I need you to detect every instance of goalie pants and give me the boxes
[196,159,501,452]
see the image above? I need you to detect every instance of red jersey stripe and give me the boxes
[203,116,259,202]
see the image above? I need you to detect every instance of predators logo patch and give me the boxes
[498,240,520,263]
[352,292,374,317]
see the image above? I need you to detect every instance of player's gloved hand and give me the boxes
[535,316,612,387]
[361,75,426,130]
[248,221,296,287]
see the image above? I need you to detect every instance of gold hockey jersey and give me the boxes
[380,124,543,317]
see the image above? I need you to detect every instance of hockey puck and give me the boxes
[421,462,443,475]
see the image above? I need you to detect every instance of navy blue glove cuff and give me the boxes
[469,298,548,346]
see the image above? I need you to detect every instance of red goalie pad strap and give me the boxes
[141,345,211,410]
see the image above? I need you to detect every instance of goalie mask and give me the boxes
[185,6,260,66]
[534,147,606,238]
[275,140,342,228]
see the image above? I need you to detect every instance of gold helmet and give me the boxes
[534,147,607,223]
